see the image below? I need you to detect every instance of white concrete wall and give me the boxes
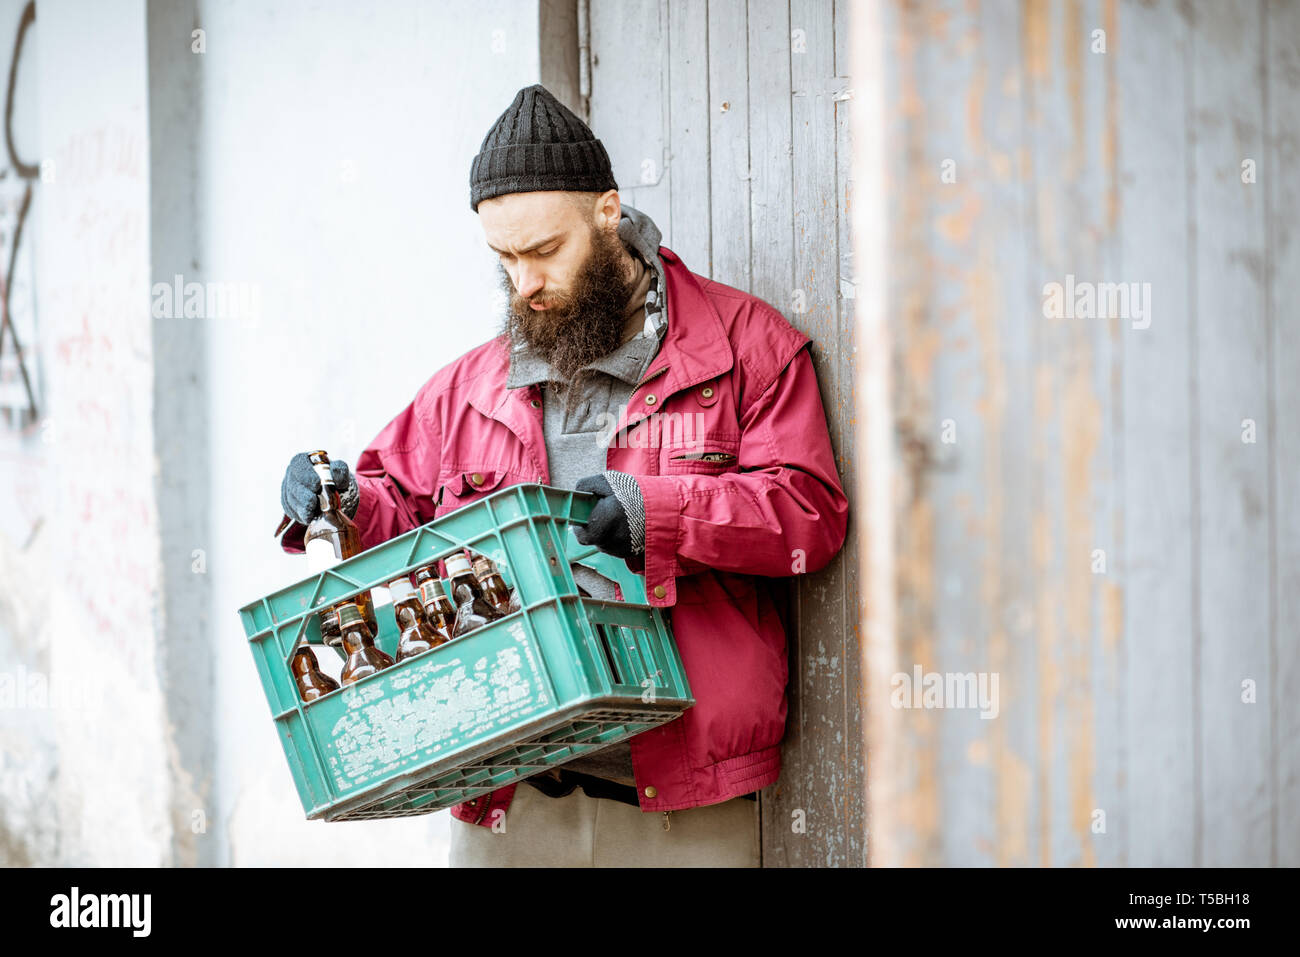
[0,0,56,866]
[33,0,170,866]
[195,0,542,865]
[0,0,546,866]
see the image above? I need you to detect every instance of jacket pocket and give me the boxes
[659,435,741,476]
[434,468,510,517]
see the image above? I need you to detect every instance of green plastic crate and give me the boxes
[238,483,693,822]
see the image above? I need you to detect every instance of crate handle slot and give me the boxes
[593,623,625,685]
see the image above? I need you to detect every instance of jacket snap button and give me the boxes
[471,473,484,486]
[644,393,657,406]
[530,398,541,408]
[644,785,658,798]
[653,585,666,599]
[701,386,714,398]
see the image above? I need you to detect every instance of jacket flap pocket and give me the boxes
[447,469,507,497]
[669,449,738,466]
[661,435,741,474]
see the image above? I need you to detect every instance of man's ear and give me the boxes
[593,188,621,229]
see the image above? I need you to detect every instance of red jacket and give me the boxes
[281,247,849,826]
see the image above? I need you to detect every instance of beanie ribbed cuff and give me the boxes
[470,83,618,211]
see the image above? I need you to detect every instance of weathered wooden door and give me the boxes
[583,0,862,866]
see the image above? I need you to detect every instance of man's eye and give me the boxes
[538,246,558,257]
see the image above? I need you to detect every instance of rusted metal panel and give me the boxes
[952,0,1041,869]
[862,0,1291,868]
[1080,0,1124,870]
[1267,0,1300,870]
[1117,0,1196,867]
[1191,0,1273,868]
[1021,0,1123,870]
[887,0,965,868]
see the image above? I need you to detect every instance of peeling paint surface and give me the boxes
[325,622,549,792]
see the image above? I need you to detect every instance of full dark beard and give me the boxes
[498,223,636,400]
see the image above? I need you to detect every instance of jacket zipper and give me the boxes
[669,451,737,465]
[637,365,669,388]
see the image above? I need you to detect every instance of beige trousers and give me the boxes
[449,783,761,867]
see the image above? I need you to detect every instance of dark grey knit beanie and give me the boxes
[470,83,618,212]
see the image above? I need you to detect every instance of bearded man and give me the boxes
[277,84,848,867]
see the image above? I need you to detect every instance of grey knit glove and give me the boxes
[572,471,645,559]
[280,452,360,525]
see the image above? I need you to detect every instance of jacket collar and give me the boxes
[636,246,733,393]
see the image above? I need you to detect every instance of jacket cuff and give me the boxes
[350,477,377,548]
[628,474,681,607]
[603,469,645,555]
[340,474,361,518]
[277,519,306,554]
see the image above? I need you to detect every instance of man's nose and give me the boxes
[516,267,544,299]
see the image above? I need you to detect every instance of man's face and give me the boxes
[481,190,635,382]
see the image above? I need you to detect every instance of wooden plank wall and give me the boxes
[589,0,863,866]
[868,0,1298,866]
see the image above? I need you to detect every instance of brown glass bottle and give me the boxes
[319,606,342,649]
[451,582,496,637]
[446,553,504,636]
[389,577,447,661]
[337,602,394,685]
[445,553,501,617]
[472,555,513,615]
[292,644,340,702]
[303,450,377,636]
[412,566,456,641]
